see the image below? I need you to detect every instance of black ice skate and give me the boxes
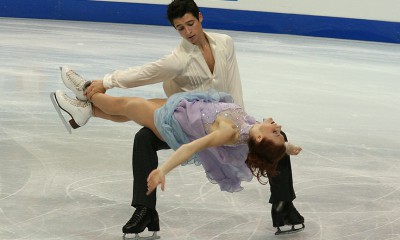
[122,206,160,240]
[272,201,305,235]
[50,90,92,134]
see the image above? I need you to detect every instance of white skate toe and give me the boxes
[54,90,92,128]
[60,66,91,101]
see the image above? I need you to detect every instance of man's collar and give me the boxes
[181,31,216,51]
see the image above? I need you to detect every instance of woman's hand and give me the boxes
[146,168,165,195]
[285,142,302,155]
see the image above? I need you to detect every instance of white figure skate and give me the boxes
[60,66,91,101]
[50,90,92,133]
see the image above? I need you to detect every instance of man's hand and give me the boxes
[85,80,106,99]
[146,168,165,195]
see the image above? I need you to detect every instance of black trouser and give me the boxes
[268,131,296,203]
[131,127,296,209]
[131,127,170,209]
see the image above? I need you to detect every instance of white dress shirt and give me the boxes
[103,32,244,107]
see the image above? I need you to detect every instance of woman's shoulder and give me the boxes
[215,117,240,144]
[213,117,238,133]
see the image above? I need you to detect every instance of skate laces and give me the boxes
[66,70,87,90]
[62,92,90,107]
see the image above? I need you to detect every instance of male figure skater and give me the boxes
[82,0,304,238]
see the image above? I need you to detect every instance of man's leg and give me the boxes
[269,152,296,203]
[269,131,304,233]
[122,127,170,235]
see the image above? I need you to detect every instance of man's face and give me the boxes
[173,13,203,45]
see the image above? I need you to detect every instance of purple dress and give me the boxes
[154,91,256,192]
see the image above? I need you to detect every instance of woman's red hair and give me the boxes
[245,137,286,184]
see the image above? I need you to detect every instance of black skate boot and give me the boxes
[122,206,160,240]
[271,201,305,235]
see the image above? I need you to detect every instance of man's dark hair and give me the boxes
[167,0,200,26]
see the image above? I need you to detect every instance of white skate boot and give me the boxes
[60,66,91,101]
[50,90,92,133]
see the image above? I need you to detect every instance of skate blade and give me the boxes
[50,92,72,134]
[275,223,305,235]
[122,232,160,240]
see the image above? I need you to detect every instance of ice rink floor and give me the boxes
[1,17,400,240]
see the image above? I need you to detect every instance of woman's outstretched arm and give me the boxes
[146,120,236,195]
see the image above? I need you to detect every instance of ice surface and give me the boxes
[1,17,399,240]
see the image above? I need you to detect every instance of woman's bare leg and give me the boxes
[93,107,130,122]
[90,93,166,139]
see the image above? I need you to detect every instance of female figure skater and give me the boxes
[52,74,302,195]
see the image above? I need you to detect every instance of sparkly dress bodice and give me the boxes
[201,102,256,145]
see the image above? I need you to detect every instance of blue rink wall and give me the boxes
[1,0,399,44]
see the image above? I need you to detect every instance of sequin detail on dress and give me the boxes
[202,103,255,145]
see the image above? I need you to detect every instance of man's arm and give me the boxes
[86,50,183,99]
[84,56,182,98]
[102,55,181,90]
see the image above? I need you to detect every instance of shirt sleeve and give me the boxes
[224,36,244,109]
[103,50,182,89]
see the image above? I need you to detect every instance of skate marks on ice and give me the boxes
[294,169,400,239]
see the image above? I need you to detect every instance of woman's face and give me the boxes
[173,13,203,45]
[252,118,285,145]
